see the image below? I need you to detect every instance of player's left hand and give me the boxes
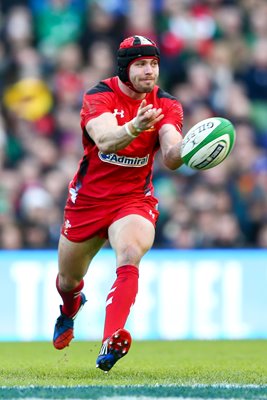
[134,100,164,131]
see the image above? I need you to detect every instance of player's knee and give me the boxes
[58,273,83,291]
[117,242,146,265]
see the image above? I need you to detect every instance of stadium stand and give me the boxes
[0,0,267,249]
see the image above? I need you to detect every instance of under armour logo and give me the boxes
[113,109,124,118]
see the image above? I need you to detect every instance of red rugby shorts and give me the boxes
[61,194,159,242]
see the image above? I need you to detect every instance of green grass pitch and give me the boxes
[0,340,267,399]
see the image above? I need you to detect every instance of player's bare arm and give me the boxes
[159,124,184,170]
[86,99,164,154]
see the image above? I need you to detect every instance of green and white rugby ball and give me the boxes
[181,117,236,170]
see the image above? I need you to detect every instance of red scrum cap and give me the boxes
[117,35,160,87]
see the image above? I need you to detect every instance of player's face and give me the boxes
[129,58,159,93]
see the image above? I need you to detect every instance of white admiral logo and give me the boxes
[98,152,149,167]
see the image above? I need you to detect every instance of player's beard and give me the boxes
[132,76,158,93]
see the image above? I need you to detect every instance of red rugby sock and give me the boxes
[103,265,139,341]
[56,275,84,318]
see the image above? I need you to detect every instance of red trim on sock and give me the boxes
[56,275,84,318]
[103,264,139,341]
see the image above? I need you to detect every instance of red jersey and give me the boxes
[69,76,183,202]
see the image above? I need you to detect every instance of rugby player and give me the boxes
[53,35,184,372]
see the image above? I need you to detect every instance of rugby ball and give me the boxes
[181,117,236,170]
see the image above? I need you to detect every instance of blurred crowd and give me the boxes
[0,0,267,249]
